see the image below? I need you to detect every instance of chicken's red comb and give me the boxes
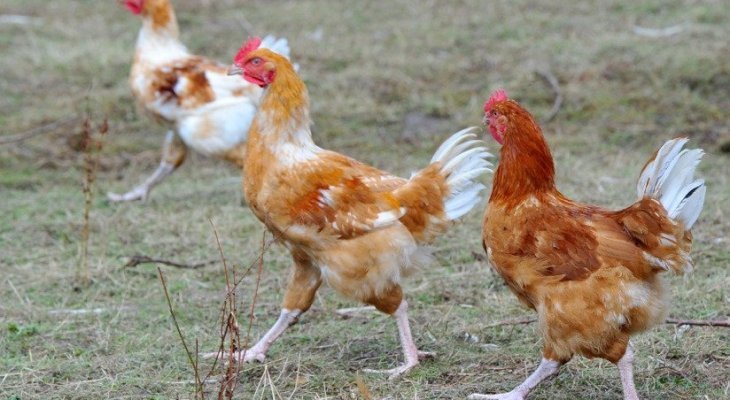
[484,89,508,112]
[233,36,262,66]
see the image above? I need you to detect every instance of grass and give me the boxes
[1,0,728,399]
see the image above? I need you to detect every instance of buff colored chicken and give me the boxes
[472,90,705,400]
[203,38,493,378]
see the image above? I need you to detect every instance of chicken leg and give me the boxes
[204,250,321,363]
[363,299,433,379]
[468,358,562,400]
[108,130,187,202]
[617,343,640,400]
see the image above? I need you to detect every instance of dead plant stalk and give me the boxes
[158,267,203,398]
[206,220,270,399]
[77,117,107,288]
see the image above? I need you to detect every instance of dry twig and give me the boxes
[158,267,203,398]
[210,218,242,400]
[355,372,373,400]
[123,254,216,270]
[202,228,280,389]
[244,232,267,352]
[157,221,282,397]
[0,116,80,145]
[76,117,108,289]
[534,68,563,123]
[485,317,537,328]
[665,318,730,328]
[203,222,274,399]
[485,316,730,328]
[233,231,280,288]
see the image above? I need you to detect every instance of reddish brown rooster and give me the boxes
[471,90,705,400]
[203,38,493,377]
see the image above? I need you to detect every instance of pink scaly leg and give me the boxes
[108,130,185,202]
[202,308,301,363]
[363,299,432,379]
[468,358,563,400]
[107,161,176,202]
[617,343,640,400]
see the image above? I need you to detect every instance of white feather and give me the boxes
[638,138,689,197]
[259,35,300,71]
[425,127,493,221]
[450,157,493,180]
[677,183,705,229]
[442,147,488,173]
[372,208,407,229]
[260,35,291,59]
[445,184,486,219]
[658,149,703,207]
[667,179,705,222]
[446,167,492,193]
[430,127,477,163]
[637,138,706,228]
[176,97,256,156]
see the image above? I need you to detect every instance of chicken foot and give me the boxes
[107,161,175,202]
[108,130,186,202]
[363,299,432,379]
[468,358,562,400]
[202,308,301,363]
[203,254,320,364]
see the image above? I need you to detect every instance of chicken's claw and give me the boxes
[467,392,524,400]
[108,160,177,203]
[201,349,266,364]
[362,362,418,380]
[362,351,433,380]
[107,186,149,202]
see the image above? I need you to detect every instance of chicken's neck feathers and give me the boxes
[134,1,185,60]
[254,64,316,149]
[490,109,556,206]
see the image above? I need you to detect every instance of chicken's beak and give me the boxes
[227,64,244,76]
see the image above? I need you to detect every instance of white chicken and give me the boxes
[109,0,292,201]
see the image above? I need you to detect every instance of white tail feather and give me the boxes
[260,35,291,59]
[445,183,486,219]
[637,138,705,229]
[676,184,705,229]
[430,127,493,220]
[637,138,688,196]
[447,167,492,193]
[658,149,703,207]
[431,127,475,162]
[442,147,488,173]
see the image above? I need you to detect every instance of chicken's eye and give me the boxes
[251,58,262,66]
